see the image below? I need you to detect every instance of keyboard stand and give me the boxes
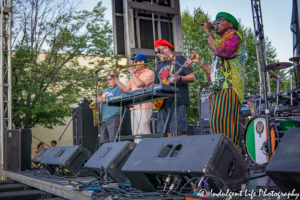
[161,99,175,137]
[113,107,127,142]
[112,96,180,141]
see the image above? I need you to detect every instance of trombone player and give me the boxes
[110,54,155,143]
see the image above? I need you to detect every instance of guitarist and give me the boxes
[154,39,195,136]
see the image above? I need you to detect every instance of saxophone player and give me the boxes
[97,72,123,144]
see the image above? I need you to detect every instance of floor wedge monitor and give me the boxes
[84,141,136,183]
[32,148,53,167]
[122,134,250,192]
[266,127,300,194]
[40,145,94,177]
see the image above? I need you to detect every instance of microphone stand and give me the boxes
[94,70,101,147]
[254,3,273,160]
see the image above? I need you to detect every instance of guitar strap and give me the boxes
[169,56,176,75]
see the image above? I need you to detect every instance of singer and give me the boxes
[191,12,246,153]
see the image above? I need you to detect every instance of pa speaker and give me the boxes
[40,145,94,177]
[84,141,136,183]
[4,129,32,171]
[122,134,249,192]
[266,128,300,193]
[73,106,98,153]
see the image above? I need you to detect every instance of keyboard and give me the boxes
[107,84,180,107]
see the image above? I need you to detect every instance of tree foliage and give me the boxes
[12,0,115,128]
[181,7,282,124]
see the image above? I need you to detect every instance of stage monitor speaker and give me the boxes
[84,141,136,183]
[4,129,32,171]
[40,145,94,177]
[122,134,249,192]
[266,128,300,193]
[198,91,210,120]
[73,106,98,153]
[32,148,53,166]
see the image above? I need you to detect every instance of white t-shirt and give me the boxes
[210,53,218,85]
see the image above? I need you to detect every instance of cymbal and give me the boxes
[267,70,284,85]
[266,62,293,70]
[289,56,300,62]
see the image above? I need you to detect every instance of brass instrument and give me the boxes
[89,81,102,127]
[115,62,149,73]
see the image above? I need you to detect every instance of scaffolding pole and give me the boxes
[251,0,271,94]
[0,0,12,166]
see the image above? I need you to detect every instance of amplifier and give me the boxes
[122,134,249,192]
[40,145,94,177]
[198,91,210,120]
[84,141,136,183]
[266,128,300,193]
[4,129,32,171]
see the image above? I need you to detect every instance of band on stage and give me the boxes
[95,12,246,153]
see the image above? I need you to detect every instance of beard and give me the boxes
[159,56,166,62]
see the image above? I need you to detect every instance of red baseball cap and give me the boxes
[154,39,173,49]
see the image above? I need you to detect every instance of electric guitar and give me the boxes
[153,59,193,109]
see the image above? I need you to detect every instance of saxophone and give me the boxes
[89,81,102,127]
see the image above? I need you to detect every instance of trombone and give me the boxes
[115,62,149,73]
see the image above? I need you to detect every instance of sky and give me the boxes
[83,0,293,63]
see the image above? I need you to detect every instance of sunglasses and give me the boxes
[213,17,227,25]
[154,47,166,54]
[133,60,141,63]
[107,78,112,81]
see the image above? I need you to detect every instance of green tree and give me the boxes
[181,7,281,124]
[181,8,213,123]
[12,0,115,128]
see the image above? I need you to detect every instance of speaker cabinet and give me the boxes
[32,148,53,166]
[4,129,32,171]
[40,145,94,177]
[122,134,249,192]
[73,106,98,154]
[198,91,210,120]
[266,128,300,193]
[84,141,136,183]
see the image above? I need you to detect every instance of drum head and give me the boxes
[245,117,276,165]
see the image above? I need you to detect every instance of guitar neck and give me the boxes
[165,60,191,85]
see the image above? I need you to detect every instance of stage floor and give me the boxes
[1,170,287,200]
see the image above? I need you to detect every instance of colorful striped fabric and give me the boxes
[210,88,241,152]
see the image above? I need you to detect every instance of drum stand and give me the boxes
[274,70,281,114]
[274,66,296,114]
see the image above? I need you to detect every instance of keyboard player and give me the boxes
[109,54,155,143]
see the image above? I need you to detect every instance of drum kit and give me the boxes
[244,57,300,165]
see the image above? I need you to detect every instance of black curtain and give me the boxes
[291,0,300,87]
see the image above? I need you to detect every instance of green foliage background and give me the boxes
[12,0,116,128]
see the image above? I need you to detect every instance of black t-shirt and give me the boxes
[154,55,193,107]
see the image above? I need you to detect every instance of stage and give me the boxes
[1,169,287,200]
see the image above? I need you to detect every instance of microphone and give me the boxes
[199,23,217,31]
[94,68,103,73]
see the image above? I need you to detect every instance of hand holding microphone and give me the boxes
[200,22,217,34]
